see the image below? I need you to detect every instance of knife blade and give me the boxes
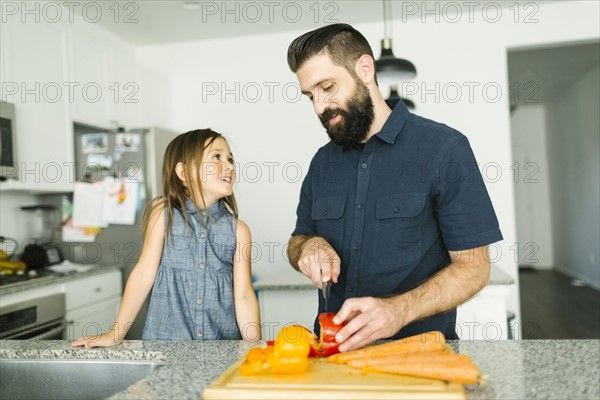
[322,280,332,312]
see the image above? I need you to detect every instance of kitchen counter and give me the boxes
[0,264,123,296]
[253,264,514,291]
[1,339,598,399]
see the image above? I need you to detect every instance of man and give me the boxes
[286,24,503,352]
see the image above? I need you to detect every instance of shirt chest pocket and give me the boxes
[373,193,427,265]
[163,231,194,270]
[312,197,346,250]
[209,232,236,269]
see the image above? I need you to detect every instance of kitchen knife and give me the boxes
[322,280,332,312]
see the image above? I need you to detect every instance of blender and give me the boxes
[19,205,64,269]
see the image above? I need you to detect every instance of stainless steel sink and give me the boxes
[0,358,166,399]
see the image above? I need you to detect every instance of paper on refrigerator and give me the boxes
[72,181,109,228]
[102,177,139,225]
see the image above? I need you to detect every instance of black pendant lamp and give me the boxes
[388,84,415,110]
[376,0,417,89]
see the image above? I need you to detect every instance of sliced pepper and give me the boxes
[318,312,343,357]
[239,315,345,375]
[240,325,311,375]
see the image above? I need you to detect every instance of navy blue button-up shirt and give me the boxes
[292,99,503,339]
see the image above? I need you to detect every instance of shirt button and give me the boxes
[201,210,207,216]
[394,207,400,214]
[347,287,354,292]
[200,232,207,239]
[352,245,359,251]
[197,298,203,305]
[357,204,363,210]
[361,163,367,169]
[198,262,205,269]
[197,331,203,337]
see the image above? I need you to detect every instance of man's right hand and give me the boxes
[296,236,341,289]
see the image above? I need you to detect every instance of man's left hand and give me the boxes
[332,296,406,352]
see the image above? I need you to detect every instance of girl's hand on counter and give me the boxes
[71,331,122,348]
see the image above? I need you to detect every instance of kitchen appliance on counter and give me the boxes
[0,292,65,339]
[19,205,64,269]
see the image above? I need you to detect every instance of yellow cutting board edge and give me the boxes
[203,357,466,400]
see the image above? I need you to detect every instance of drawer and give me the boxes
[64,270,122,311]
[65,297,121,340]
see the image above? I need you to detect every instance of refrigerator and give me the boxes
[65,123,178,339]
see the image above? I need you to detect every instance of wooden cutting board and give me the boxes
[203,357,466,399]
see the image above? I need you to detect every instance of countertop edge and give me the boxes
[0,265,124,296]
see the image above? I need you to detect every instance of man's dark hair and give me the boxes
[287,23,375,75]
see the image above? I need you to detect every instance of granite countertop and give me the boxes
[0,339,598,399]
[0,264,123,296]
[254,264,515,291]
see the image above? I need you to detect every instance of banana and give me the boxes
[0,260,26,271]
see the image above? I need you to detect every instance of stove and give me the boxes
[0,269,59,288]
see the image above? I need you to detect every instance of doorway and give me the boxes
[508,41,600,338]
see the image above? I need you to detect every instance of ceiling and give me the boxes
[79,0,555,46]
[82,0,384,45]
[508,41,600,108]
[75,0,599,107]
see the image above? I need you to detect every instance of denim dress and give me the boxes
[142,198,242,340]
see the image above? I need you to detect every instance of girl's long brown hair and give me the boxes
[141,129,238,241]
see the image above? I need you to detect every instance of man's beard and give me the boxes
[319,80,375,147]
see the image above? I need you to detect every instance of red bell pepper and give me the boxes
[317,312,343,356]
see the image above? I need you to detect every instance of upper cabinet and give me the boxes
[68,32,110,129]
[1,20,74,192]
[68,33,142,129]
[0,13,172,194]
[106,48,142,128]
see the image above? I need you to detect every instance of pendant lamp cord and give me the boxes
[383,0,393,39]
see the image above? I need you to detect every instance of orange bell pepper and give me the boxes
[240,325,311,375]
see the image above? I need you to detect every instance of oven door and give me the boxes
[1,318,65,339]
[0,293,66,340]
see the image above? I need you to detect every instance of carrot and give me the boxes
[347,351,472,369]
[328,331,446,364]
[364,361,481,384]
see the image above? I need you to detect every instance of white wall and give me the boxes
[546,64,600,289]
[510,104,554,268]
[136,0,600,332]
[0,192,37,245]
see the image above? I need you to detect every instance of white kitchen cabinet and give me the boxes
[259,285,511,342]
[64,296,121,341]
[107,49,142,128]
[254,269,319,340]
[456,285,511,341]
[256,267,513,341]
[68,31,141,129]
[1,18,172,195]
[67,31,110,129]
[63,269,122,341]
[1,20,74,192]
[258,288,318,341]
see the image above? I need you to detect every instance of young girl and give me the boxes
[72,129,261,347]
